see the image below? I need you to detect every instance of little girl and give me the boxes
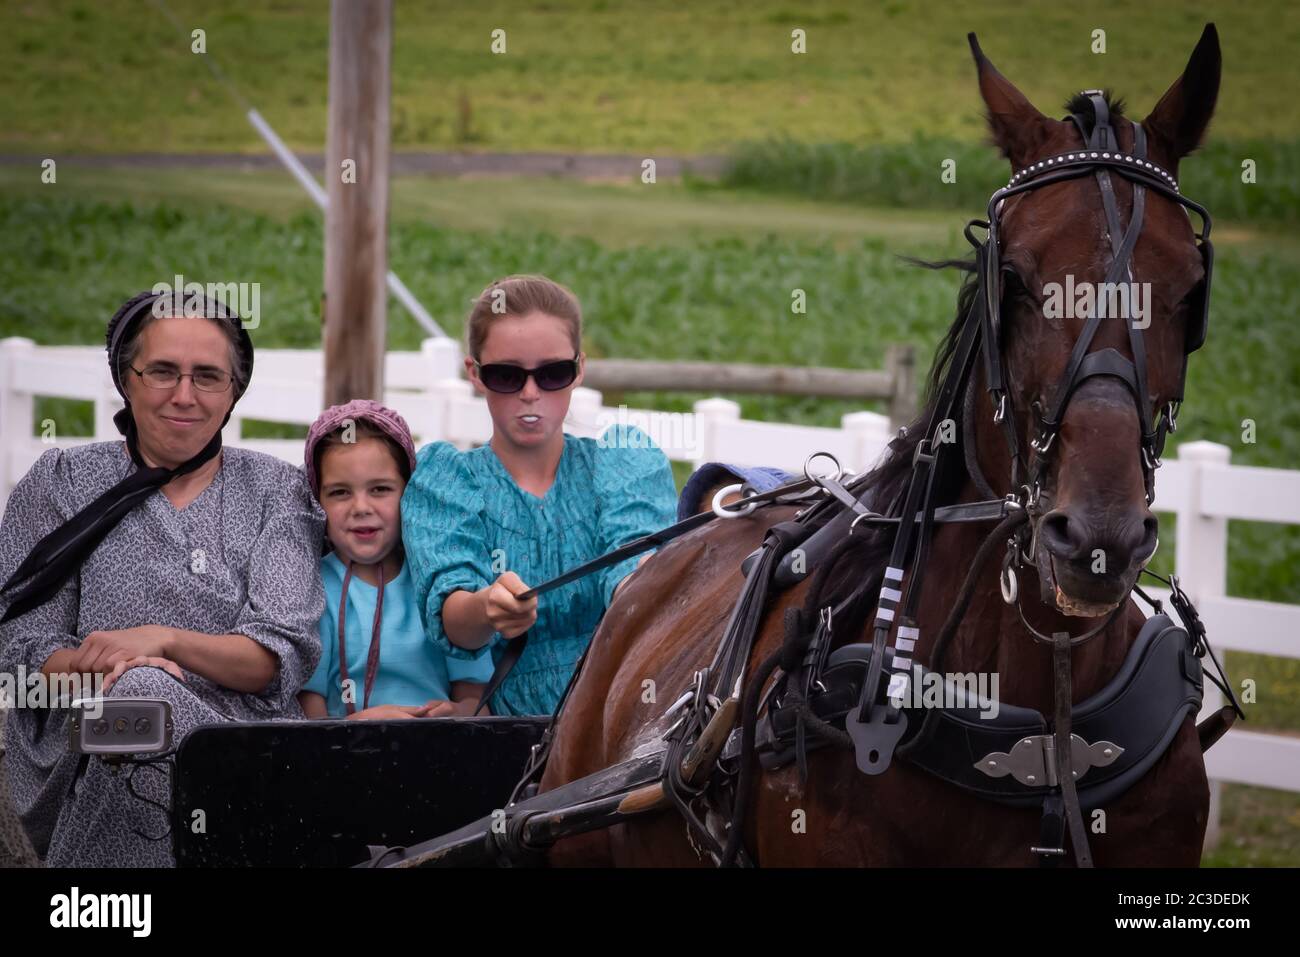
[403,275,678,716]
[299,399,493,719]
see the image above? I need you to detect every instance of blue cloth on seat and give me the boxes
[677,463,796,521]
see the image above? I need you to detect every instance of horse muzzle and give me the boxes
[1033,506,1157,616]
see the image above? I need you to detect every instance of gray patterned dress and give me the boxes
[0,442,324,866]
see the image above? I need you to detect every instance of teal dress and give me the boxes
[402,425,677,716]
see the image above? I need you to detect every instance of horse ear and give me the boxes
[1142,23,1221,163]
[968,32,1051,169]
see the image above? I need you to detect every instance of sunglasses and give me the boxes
[473,356,580,394]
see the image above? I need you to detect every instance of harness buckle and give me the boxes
[1164,400,1181,433]
[1005,496,1038,571]
[1167,575,1207,650]
[1030,845,1067,857]
[1030,430,1056,455]
[848,511,881,535]
[992,393,1008,424]
[1143,445,1163,471]
[913,438,936,466]
[1021,483,1040,510]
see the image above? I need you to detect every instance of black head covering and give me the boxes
[0,290,254,623]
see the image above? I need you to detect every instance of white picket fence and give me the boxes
[2,336,1298,847]
[0,337,898,488]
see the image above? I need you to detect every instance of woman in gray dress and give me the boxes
[0,290,324,867]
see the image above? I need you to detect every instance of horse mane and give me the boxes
[800,256,981,642]
[1063,90,1127,131]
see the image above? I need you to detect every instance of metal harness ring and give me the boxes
[711,484,756,519]
[1000,552,1019,605]
[803,451,845,485]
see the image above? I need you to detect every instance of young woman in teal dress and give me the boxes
[402,275,678,716]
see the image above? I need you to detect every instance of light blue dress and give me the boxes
[402,425,677,716]
[302,552,496,717]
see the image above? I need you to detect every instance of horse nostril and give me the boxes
[1041,509,1158,570]
[1039,510,1082,560]
[1137,516,1160,562]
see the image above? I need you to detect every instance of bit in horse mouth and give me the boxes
[1044,554,1126,618]
[1053,582,1122,618]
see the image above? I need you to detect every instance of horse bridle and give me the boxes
[847,91,1215,777]
[979,91,1215,512]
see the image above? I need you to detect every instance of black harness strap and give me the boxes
[1051,630,1095,868]
[473,630,528,717]
[1033,794,1068,867]
[1032,101,1157,504]
[846,294,986,773]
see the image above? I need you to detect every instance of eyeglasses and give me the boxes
[473,357,580,394]
[129,365,234,393]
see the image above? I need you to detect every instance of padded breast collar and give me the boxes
[756,613,1203,809]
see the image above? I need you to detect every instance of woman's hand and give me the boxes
[481,572,538,639]
[417,700,460,718]
[345,704,427,721]
[102,656,186,694]
[71,626,174,675]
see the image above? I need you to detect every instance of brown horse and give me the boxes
[540,27,1221,866]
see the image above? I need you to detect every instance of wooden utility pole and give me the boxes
[323,0,392,406]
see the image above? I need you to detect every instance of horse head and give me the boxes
[968,26,1219,617]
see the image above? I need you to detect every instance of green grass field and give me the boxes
[720,136,1300,226]
[0,165,966,249]
[3,0,1298,154]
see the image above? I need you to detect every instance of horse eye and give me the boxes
[1001,268,1031,301]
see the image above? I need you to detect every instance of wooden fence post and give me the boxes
[322,0,393,407]
[885,344,916,429]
